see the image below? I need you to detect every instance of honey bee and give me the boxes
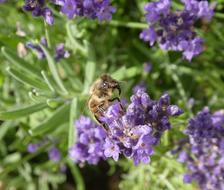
[88,74,121,126]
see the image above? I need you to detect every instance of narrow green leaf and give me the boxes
[68,97,78,148]
[41,70,56,93]
[3,153,21,164]
[0,102,48,120]
[125,67,141,78]
[112,66,140,80]
[62,62,83,91]
[111,66,126,80]
[46,98,63,108]
[39,45,68,95]
[7,67,49,91]
[30,103,70,136]
[83,41,96,94]
[0,121,13,139]
[66,22,86,54]
[1,47,40,78]
[82,60,95,94]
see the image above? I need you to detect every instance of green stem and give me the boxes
[161,52,193,116]
[109,20,148,29]
[44,21,51,48]
[169,65,187,103]
[66,158,85,190]
[166,64,193,117]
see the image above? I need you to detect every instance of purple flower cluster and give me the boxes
[140,0,214,61]
[102,90,183,165]
[26,37,70,61]
[69,89,183,165]
[23,0,115,24]
[27,141,61,162]
[23,0,54,25]
[54,0,116,21]
[69,116,107,165]
[176,108,224,190]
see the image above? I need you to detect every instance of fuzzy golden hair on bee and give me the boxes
[88,74,122,126]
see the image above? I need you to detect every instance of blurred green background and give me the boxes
[0,0,224,189]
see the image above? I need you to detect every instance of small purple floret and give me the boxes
[48,147,61,162]
[42,7,54,25]
[26,41,45,59]
[54,43,70,62]
[27,143,40,153]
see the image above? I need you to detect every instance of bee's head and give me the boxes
[100,74,121,95]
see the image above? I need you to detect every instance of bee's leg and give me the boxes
[112,86,121,96]
[109,97,120,102]
[94,115,108,130]
[117,86,121,96]
[94,115,103,124]
[109,97,124,111]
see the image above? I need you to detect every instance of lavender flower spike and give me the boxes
[69,116,106,165]
[101,89,183,165]
[140,0,214,61]
[59,0,116,21]
[70,89,183,166]
[176,108,224,190]
[23,0,55,25]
